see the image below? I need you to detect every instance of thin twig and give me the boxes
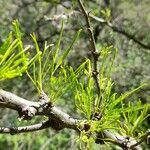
[90,14,150,50]
[77,0,101,97]
[53,0,150,50]
[130,130,150,149]
[0,121,49,134]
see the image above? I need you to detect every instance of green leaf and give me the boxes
[109,84,146,109]
[30,33,43,92]
[0,32,13,55]
[55,29,82,71]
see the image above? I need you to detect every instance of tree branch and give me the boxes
[0,121,50,134]
[130,130,150,149]
[90,14,150,50]
[0,89,78,130]
[52,0,150,50]
[0,89,145,149]
[77,0,101,98]
[102,130,142,150]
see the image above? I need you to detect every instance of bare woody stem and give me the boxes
[130,130,150,149]
[89,14,150,50]
[0,89,147,149]
[0,89,78,130]
[77,0,101,97]
[0,121,50,134]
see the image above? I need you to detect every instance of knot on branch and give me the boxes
[84,123,91,131]
[92,70,99,77]
[120,136,130,150]
[91,112,102,121]
[38,92,53,114]
[93,51,100,61]
[39,91,50,102]
[9,127,19,135]
[119,136,140,150]
[18,105,36,120]
[39,91,53,106]
[48,116,64,131]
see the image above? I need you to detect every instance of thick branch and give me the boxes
[0,89,145,149]
[0,89,78,130]
[103,130,142,150]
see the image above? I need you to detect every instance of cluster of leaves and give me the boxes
[0,22,27,80]
[26,21,82,95]
[26,19,149,146]
[75,45,149,147]
[0,21,40,81]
